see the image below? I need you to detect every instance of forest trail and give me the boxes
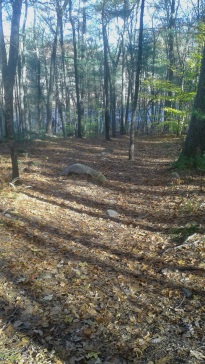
[0,136,204,364]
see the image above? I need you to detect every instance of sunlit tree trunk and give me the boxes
[0,81,4,138]
[33,4,43,132]
[109,45,121,138]
[58,0,69,136]
[102,0,111,141]
[120,43,126,135]
[0,0,22,179]
[125,77,131,132]
[17,0,28,134]
[150,17,158,132]
[79,0,87,133]
[129,0,145,160]
[69,0,83,138]
[46,21,59,135]
[163,0,176,132]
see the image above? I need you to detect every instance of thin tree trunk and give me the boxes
[129,0,145,160]
[120,0,129,135]
[102,0,111,141]
[120,47,126,135]
[18,0,28,135]
[0,81,4,138]
[163,0,176,132]
[33,5,43,131]
[46,22,59,135]
[125,77,131,132]
[69,0,83,138]
[58,0,70,132]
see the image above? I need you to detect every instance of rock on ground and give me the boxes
[61,163,107,183]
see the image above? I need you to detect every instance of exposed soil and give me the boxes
[0,136,204,364]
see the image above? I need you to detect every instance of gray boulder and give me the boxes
[61,163,107,183]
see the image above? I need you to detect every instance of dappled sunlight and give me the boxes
[0,136,204,363]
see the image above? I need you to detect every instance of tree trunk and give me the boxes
[17,0,28,135]
[0,0,22,179]
[59,0,70,132]
[46,22,59,135]
[33,4,43,132]
[102,0,111,141]
[180,42,205,159]
[129,0,145,160]
[163,0,176,132]
[120,0,129,135]
[69,0,83,138]
[120,46,126,135]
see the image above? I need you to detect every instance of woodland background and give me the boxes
[0,1,205,363]
[0,0,204,143]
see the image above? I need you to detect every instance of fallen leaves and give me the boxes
[0,136,204,363]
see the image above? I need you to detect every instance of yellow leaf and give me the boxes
[86,351,99,359]
[155,355,173,364]
[83,327,94,337]
[21,337,29,343]
[64,315,73,323]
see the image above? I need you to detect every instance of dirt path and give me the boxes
[0,136,204,363]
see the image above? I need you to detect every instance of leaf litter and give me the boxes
[0,136,204,363]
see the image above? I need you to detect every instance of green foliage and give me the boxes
[174,153,205,170]
[193,109,205,121]
[195,22,205,44]
[0,352,19,363]
[163,107,186,118]
[65,124,76,137]
[84,121,98,138]
[170,223,199,245]
[14,130,46,142]
[142,78,195,103]
[157,116,188,135]
[195,155,205,171]
[160,119,181,133]
[0,130,47,142]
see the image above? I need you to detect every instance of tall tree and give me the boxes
[33,4,44,131]
[129,0,145,160]
[163,0,177,131]
[69,0,83,138]
[55,0,69,137]
[120,0,129,135]
[102,0,111,140]
[46,10,59,135]
[0,0,22,179]
[179,40,205,161]
[17,0,29,134]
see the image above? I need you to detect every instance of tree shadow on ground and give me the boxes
[0,213,204,363]
[0,136,204,363]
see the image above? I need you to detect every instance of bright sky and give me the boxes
[2,0,199,40]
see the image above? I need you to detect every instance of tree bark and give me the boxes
[33,4,43,132]
[129,0,145,160]
[69,0,83,138]
[59,0,70,134]
[180,42,205,159]
[46,22,59,135]
[163,0,176,132]
[17,0,28,134]
[0,0,22,179]
[102,0,111,141]
[120,0,129,135]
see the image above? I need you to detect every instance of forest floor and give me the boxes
[0,135,204,364]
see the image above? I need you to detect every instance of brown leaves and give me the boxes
[0,137,205,363]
